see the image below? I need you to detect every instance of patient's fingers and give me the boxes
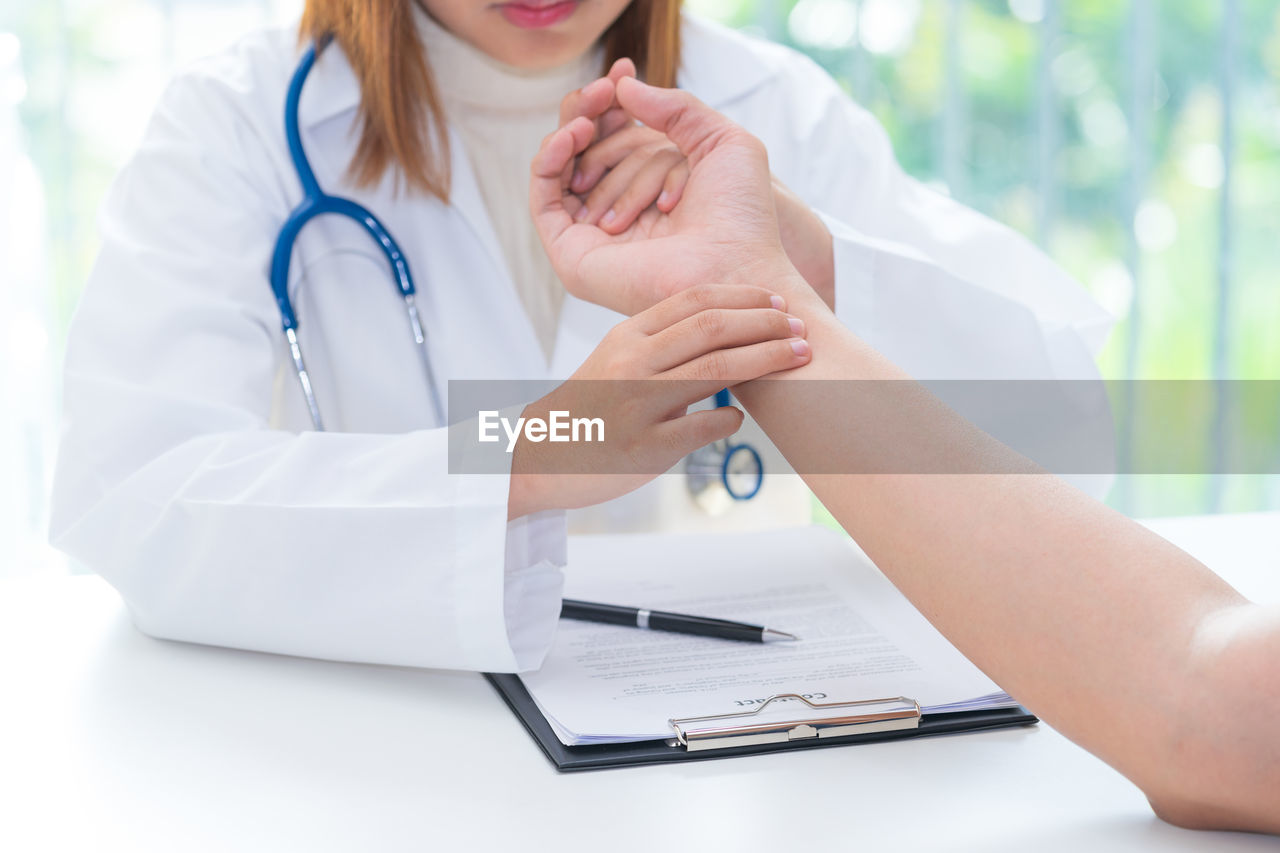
[530,116,596,247]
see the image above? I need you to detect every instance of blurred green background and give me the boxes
[684,0,1280,520]
[1,0,1277,576]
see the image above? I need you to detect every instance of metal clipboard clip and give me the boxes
[669,694,922,752]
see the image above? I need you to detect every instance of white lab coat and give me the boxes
[49,15,1113,673]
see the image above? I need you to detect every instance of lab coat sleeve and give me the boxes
[48,71,564,673]
[783,59,1114,382]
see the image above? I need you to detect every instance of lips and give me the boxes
[498,0,580,29]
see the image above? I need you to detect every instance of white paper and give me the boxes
[521,527,1015,745]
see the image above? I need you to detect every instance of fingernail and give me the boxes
[602,208,617,226]
[574,206,588,222]
[788,317,805,337]
[657,190,671,207]
[770,294,787,311]
[571,170,583,190]
[790,339,811,357]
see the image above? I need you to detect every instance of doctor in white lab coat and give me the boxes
[50,2,1112,673]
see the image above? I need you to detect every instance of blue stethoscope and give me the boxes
[270,38,442,430]
[270,40,763,504]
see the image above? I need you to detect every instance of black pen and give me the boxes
[560,599,798,643]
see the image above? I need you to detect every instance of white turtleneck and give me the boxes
[415,11,602,361]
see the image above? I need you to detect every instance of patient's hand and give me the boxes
[558,76,835,308]
[531,77,803,316]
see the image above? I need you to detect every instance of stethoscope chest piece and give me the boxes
[684,439,765,515]
[684,389,765,514]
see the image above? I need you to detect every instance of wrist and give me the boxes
[507,400,554,521]
[725,256,826,317]
[772,179,836,309]
[507,468,543,521]
[723,253,799,291]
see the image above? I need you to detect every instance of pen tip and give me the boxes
[763,629,799,643]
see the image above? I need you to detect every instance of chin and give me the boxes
[490,31,594,69]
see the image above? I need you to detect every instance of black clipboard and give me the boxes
[485,672,1038,772]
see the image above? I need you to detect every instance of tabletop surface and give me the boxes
[2,513,1278,852]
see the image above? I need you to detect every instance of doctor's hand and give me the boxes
[532,77,809,317]
[558,79,835,307]
[507,285,810,519]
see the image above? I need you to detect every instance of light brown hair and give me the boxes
[299,0,683,199]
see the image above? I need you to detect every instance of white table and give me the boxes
[2,514,1278,852]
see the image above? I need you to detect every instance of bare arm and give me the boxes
[734,270,1280,831]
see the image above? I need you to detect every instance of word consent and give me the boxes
[733,693,828,707]
[478,410,605,453]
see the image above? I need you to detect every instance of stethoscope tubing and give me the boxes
[271,39,443,429]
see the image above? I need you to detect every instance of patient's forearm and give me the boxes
[734,270,1277,831]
